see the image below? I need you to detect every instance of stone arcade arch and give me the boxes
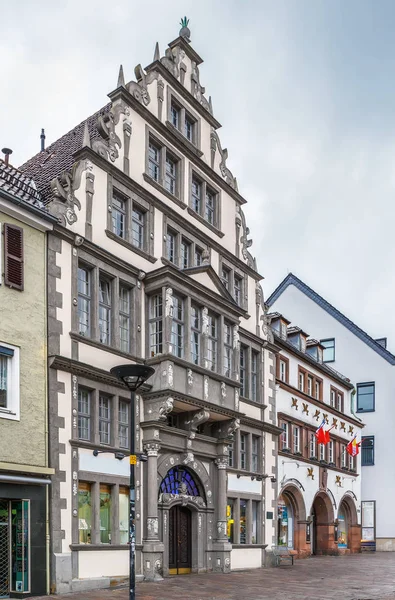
[311,491,336,555]
[278,483,309,557]
[157,454,215,576]
[337,492,361,553]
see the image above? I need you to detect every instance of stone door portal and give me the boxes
[169,505,192,575]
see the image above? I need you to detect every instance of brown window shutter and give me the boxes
[4,224,24,290]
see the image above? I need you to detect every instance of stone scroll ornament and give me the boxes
[92,102,130,162]
[50,160,89,225]
[211,129,238,190]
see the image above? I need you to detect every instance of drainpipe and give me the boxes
[44,237,51,595]
[350,388,362,423]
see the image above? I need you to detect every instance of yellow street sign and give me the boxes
[130,455,137,465]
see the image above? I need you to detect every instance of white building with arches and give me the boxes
[270,312,363,556]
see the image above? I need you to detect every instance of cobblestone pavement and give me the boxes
[35,553,395,600]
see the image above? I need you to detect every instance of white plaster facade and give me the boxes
[20,25,280,593]
[269,274,393,551]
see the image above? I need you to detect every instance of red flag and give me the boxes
[315,419,331,445]
[346,437,361,457]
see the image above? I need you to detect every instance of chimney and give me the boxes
[2,148,13,167]
[40,128,46,152]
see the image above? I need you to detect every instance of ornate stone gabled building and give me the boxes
[20,22,281,594]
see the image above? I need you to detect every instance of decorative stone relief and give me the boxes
[204,376,209,400]
[92,102,130,162]
[211,129,237,190]
[349,425,354,435]
[225,558,230,568]
[187,369,193,388]
[202,249,210,264]
[147,517,159,536]
[215,458,227,470]
[50,160,87,225]
[202,307,209,335]
[198,514,202,534]
[163,512,167,534]
[291,397,298,410]
[185,409,210,432]
[220,382,226,400]
[129,63,159,106]
[144,442,161,457]
[165,287,174,317]
[335,475,342,487]
[332,418,338,429]
[302,402,309,415]
[340,421,346,431]
[191,61,212,113]
[307,467,314,480]
[168,364,174,388]
[158,397,173,420]
[323,413,329,424]
[183,452,194,465]
[160,492,206,509]
[236,205,256,268]
[233,325,240,350]
[314,409,321,421]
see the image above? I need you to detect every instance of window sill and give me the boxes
[70,332,142,363]
[70,438,131,456]
[105,229,157,263]
[239,395,266,409]
[165,121,204,157]
[356,409,375,413]
[187,207,224,238]
[70,544,130,551]
[231,544,268,549]
[143,173,186,210]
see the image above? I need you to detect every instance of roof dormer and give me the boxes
[306,339,325,363]
[268,312,291,340]
[287,326,309,352]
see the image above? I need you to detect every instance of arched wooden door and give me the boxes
[169,505,192,575]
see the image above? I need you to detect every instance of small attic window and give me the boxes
[280,321,287,340]
[300,336,306,353]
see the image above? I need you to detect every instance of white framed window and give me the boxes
[98,276,112,345]
[78,388,91,440]
[119,285,131,353]
[328,441,334,464]
[190,304,201,365]
[223,322,233,378]
[118,400,129,449]
[307,376,313,396]
[281,422,289,450]
[78,266,91,337]
[293,426,300,453]
[170,295,184,358]
[149,294,163,357]
[330,389,336,407]
[206,312,218,372]
[319,443,325,462]
[315,380,321,399]
[279,360,287,382]
[0,343,20,421]
[349,454,355,470]
[310,432,317,458]
[299,372,305,392]
[99,395,111,445]
[341,445,347,468]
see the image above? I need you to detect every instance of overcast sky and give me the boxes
[2,0,395,350]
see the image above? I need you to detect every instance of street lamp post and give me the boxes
[110,364,155,600]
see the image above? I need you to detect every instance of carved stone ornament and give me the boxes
[191,61,212,114]
[158,397,174,421]
[216,520,227,537]
[340,421,346,432]
[147,517,159,536]
[50,160,87,225]
[168,363,174,388]
[215,458,228,470]
[92,102,130,163]
[165,287,174,317]
[323,413,329,424]
[233,325,240,350]
[202,307,209,335]
[332,418,338,429]
[217,418,240,441]
[204,376,209,400]
[128,63,159,106]
[291,397,298,410]
[236,205,256,268]
[302,402,309,415]
[235,388,240,411]
[349,425,354,435]
[314,409,321,422]
[256,283,274,342]
[185,409,210,432]
[160,45,183,79]
[221,382,226,399]
[335,475,342,487]
[143,442,161,457]
[187,369,193,387]
[183,452,194,465]
[211,129,238,190]
[307,467,314,480]
[160,492,206,509]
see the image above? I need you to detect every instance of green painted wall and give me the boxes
[0,211,48,467]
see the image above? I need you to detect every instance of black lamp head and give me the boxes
[110,364,155,391]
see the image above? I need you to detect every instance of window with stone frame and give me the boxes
[330,385,344,413]
[78,265,91,337]
[146,133,182,201]
[118,400,129,449]
[78,388,91,441]
[293,426,301,454]
[227,497,261,545]
[240,345,248,397]
[99,275,112,345]
[108,183,152,259]
[251,351,259,402]
[228,441,234,467]
[189,169,220,231]
[240,433,247,470]
[99,394,112,445]
[220,265,231,291]
[218,257,246,308]
[170,294,185,358]
[309,431,317,459]
[164,222,206,269]
[276,354,289,384]
[206,311,218,372]
[298,366,323,401]
[252,436,259,472]
[223,321,233,378]
[119,284,131,353]
[149,293,163,357]
[78,480,127,546]
[190,303,201,366]
[280,421,289,450]
[168,93,198,146]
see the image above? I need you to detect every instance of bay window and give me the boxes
[240,346,247,397]
[78,266,91,337]
[149,294,163,357]
[98,277,111,345]
[223,322,233,378]
[171,295,184,358]
[190,304,201,365]
[206,312,218,372]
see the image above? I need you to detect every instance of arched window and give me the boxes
[159,467,201,497]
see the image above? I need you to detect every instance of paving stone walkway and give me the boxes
[35,553,395,600]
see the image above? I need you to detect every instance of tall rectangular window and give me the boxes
[112,194,126,238]
[320,443,325,462]
[252,501,258,544]
[170,103,180,128]
[328,440,334,463]
[223,322,232,378]
[252,436,259,472]
[149,294,163,356]
[227,498,234,543]
[185,115,194,142]
[78,483,92,544]
[228,442,234,468]
[240,433,247,470]
[240,346,247,397]
[119,486,129,544]
[330,389,336,407]
[234,276,242,306]
[206,312,218,372]
[251,351,258,401]
[293,426,300,453]
[205,188,216,225]
[99,484,112,543]
[99,395,111,445]
[0,346,13,409]
[349,454,355,470]
[362,436,374,466]
[131,207,145,249]
[307,375,313,396]
[357,382,375,412]
[118,400,129,449]
[194,247,203,266]
[191,178,202,213]
[99,277,111,344]
[165,155,177,195]
[279,359,287,383]
[321,338,335,362]
[315,380,321,399]
[167,230,177,263]
[180,238,191,269]
[299,371,305,392]
[240,499,247,544]
[171,295,184,358]
[119,285,130,353]
[281,422,289,450]
[78,388,91,440]
[341,445,346,468]
[221,266,230,290]
[78,266,91,336]
[0,355,6,408]
[310,432,317,458]
[190,304,201,365]
[148,142,160,181]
